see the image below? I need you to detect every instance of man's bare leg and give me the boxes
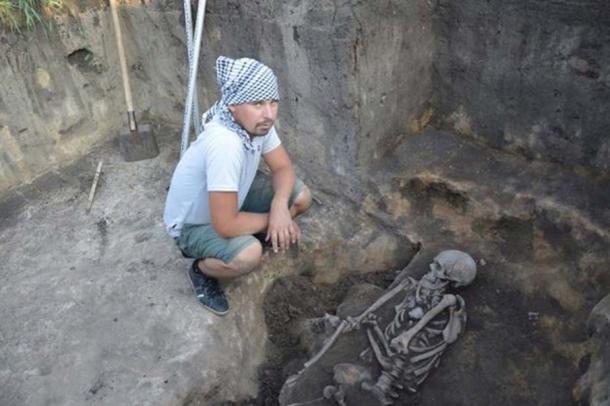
[197,240,263,281]
[290,186,312,217]
[196,187,311,280]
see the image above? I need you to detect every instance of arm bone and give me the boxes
[391,294,457,354]
[303,277,414,369]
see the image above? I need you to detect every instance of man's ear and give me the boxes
[228,105,236,114]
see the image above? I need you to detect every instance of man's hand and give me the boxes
[266,201,301,253]
[263,145,300,252]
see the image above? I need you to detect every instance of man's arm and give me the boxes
[263,145,300,252]
[209,191,268,238]
[264,145,296,207]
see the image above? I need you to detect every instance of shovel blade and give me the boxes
[118,124,159,162]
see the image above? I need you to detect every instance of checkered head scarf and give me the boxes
[204,56,280,153]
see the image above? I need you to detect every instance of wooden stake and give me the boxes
[86,160,103,213]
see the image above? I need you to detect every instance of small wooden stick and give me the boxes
[86,160,103,213]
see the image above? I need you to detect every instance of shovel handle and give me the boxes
[109,0,135,113]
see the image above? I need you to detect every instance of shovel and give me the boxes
[109,0,159,161]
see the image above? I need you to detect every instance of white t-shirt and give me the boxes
[163,119,281,237]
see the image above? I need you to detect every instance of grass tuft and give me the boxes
[0,0,64,32]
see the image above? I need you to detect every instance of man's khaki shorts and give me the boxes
[176,172,305,263]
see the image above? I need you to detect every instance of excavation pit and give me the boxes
[0,1,609,405]
[212,243,590,406]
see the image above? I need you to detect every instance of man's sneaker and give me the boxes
[187,260,229,316]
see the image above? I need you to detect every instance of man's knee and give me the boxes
[292,186,312,216]
[228,240,263,275]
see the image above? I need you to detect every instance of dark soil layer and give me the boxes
[418,263,585,406]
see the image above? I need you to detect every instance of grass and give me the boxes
[0,0,63,32]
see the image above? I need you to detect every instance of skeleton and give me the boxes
[297,250,476,406]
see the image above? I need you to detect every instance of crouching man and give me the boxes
[163,56,312,315]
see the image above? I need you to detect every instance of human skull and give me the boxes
[429,250,477,287]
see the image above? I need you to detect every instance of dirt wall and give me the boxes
[433,0,610,172]
[2,0,608,192]
[0,2,187,192]
[199,0,434,200]
[0,0,434,197]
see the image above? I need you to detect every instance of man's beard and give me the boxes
[252,121,273,136]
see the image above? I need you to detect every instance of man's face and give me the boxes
[228,100,279,137]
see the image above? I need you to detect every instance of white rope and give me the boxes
[180,0,207,156]
[183,0,201,136]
